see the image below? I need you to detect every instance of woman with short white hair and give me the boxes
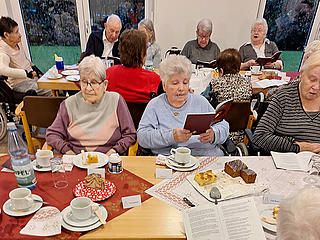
[47,55,136,155]
[277,187,320,240]
[137,55,229,156]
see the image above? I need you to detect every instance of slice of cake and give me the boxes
[224,159,248,178]
[273,206,280,220]
[194,170,218,186]
[87,154,98,164]
[240,168,257,184]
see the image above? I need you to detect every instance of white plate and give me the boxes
[251,71,262,75]
[62,204,99,227]
[32,160,51,172]
[259,204,277,232]
[165,156,199,172]
[66,75,80,82]
[167,155,197,168]
[73,152,109,169]
[61,205,107,232]
[3,194,43,217]
[61,70,79,76]
[47,74,62,79]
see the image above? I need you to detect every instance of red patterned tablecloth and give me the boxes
[0,155,153,240]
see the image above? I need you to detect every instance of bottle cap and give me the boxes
[7,122,16,130]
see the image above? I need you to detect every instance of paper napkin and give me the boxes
[20,207,62,236]
[156,154,167,166]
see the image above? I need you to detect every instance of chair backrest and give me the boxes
[225,102,251,132]
[22,96,66,128]
[126,101,149,129]
[165,47,181,58]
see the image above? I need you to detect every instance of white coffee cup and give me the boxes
[170,147,191,164]
[49,68,58,78]
[36,149,53,167]
[9,188,34,210]
[250,65,260,74]
[70,197,94,220]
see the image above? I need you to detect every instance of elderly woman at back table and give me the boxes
[252,51,320,154]
[277,187,320,240]
[46,55,136,156]
[201,48,252,144]
[239,18,283,70]
[137,55,229,156]
[138,18,161,68]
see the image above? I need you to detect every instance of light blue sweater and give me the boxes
[137,93,229,156]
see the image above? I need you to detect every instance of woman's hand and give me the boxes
[173,128,192,143]
[296,141,320,153]
[65,150,76,155]
[106,148,117,156]
[198,128,215,143]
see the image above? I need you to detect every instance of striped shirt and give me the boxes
[252,81,320,153]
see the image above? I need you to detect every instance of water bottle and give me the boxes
[7,122,37,189]
[144,46,153,71]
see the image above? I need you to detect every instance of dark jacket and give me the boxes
[84,30,119,58]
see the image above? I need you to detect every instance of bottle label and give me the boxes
[12,163,37,187]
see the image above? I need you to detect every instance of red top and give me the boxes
[106,65,161,102]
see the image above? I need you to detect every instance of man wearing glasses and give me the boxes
[181,18,220,64]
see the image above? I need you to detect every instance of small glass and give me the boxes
[106,59,114,69]
[50,157,68,189]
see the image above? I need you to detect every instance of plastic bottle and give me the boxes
[144,43,153,71]
[7,122,37,189]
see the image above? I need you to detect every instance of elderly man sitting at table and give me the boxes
[46,55,136,156]
[137,55,229,156]
[180,18,220,64]
[252,51,320,154]
[239,18,283,70]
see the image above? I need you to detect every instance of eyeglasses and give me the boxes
[251,29,264,33]
[197,34,210,40]
[80,80,104,89]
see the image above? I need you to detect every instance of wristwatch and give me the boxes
[273,63,276,69]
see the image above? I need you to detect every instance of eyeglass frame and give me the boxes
[80,79,105,89]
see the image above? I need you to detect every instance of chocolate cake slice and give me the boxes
[240,168,257,184]
[224,159,248,178]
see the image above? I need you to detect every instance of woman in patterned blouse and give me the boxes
[201,48,252,144]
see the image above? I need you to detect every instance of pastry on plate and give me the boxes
[273,206,280,220]
[224,159,248,178]
[194,170,217,186]
[240,168,257,184]
[84,173,105,190]
[87,154,98,164]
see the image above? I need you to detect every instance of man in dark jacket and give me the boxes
[84,14,122,58]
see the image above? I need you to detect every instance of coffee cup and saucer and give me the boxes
[3,188,43,217]
[165,147,199,171]
[61,197,108,232]
[33,150,53,172]
[250,66,262,75]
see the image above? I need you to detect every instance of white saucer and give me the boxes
[3,194,43,217]
[259,204,277,232]
[32,160,51,172]
[47,74,62,79]
[66,75,80,82]
[167,155,196,168]
[61,205,107,232]
[165,156,200,172]
[251,71,262,75]
[62,204,99,227]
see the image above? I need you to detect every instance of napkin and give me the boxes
[20,207,62,236]
[156,154,167,166]
[62,155,75,171]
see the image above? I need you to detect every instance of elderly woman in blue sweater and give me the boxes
[137,55,229,156]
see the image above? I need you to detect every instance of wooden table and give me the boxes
[80,156,185,240]
[37,66,80,96]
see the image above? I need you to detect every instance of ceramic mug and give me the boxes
[70,197,94,220]
[36,149,53,167]
[9,188,34,210]
[250,65,260,74]
[170,147,191,164]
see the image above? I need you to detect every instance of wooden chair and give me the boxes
[16,96,66,154]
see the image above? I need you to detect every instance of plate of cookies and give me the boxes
[186,159,267,202]
[73,152,108,169]
[259,204,278,232]
[73,173,116,201]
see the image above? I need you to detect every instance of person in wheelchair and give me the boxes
[201,48,252,144]
[253,51,320,154]
[0,16,50,96]
[46,55,136,156]
[137,55,229,156]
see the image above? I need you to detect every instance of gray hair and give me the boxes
[251,18,268,34]
[106,14,122,27]
[79,55,106,81]
[301,50,320,73]
[197,18,213,33]
[304,40,320,59]
[277,187,320,240]
[159,55,192,85]
[138,18,156,44]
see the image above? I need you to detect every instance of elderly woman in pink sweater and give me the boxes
[46,55,136,155]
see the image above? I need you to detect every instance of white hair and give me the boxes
[197,18,213,33]
[79,55,106,81]
[159,55,192,85]
[301,50,320,73]
[106,14,122,26]
[277,187,320,240]
[138,18,156,44]
[251,18,268,34]
[304,40,320,59]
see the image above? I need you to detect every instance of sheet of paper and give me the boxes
[155,168,172,179]
[271,151,313,171]
[255,79,287,88]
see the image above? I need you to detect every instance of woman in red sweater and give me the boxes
[106,29,161,102]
